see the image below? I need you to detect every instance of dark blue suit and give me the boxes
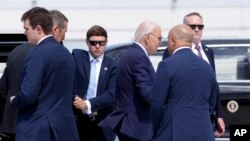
[11,36,79,141]
[0,43,33,139]
[162,44,222,119]
[72,49,116,141]
[201,44,215,72]
[100,43,155,141]
[163,44,215,70]
[152,48,217,141]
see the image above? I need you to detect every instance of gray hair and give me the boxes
[134,21,160,42]
[50,9,68,28]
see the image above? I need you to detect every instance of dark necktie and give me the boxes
[195,45,203,58]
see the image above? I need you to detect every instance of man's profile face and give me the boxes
[58,21,68,41]
[52,21,68,42]
[167,34,175,55]
[147,27,162,55]
[23,19,39,44]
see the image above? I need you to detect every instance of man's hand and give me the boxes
[214,117,225,137]
[73,95,87,110]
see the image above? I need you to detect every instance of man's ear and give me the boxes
[145,33,151,45]
[36,25,43,35]
[171,36,177,46]
[53,25,59,33]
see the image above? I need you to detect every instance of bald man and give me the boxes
[151,24,217,141]
[162,12,225,137]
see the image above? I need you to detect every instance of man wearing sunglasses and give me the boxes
[162,12,225,137]
[72,25,116,141]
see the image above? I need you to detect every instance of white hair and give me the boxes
[134,20,160,42]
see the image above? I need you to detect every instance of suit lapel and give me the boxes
[37,36,54,46]
[202,45,213,64]
[81,52,91,82]
[96,56,108,96]
[133,43,155,73]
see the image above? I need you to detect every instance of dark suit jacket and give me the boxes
[162,44,222,118]
[11,36,79,141]
[152,48,218,141]
[99,43,155,140]
[72,49,116,140]
[0,43,33,134]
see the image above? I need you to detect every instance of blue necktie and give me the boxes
[86,59,98,100]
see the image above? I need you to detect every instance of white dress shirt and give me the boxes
[191,42,210,64]
[83,53,104,114]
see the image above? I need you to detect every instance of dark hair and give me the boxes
[183,12,203,24]
[50,9,68,29]
[86,25,108,40]
[21,7,53,35]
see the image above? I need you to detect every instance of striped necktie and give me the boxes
[195,45,203,58]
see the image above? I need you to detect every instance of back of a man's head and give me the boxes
[168,24,193,54]
[171,24,193,42]
[21,7,53,35]
[50,10,68,29]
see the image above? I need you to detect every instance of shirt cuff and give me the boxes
[82,100,92,115]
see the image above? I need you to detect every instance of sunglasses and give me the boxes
[88,40,107,46]
[188,24,204,30]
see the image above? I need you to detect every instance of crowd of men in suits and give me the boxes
[0,6,225,141]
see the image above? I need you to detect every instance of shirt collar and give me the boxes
[173,46,191,55]
[134,42,148,56]
[192,42,202,50]
[88,52,104,63]
[37,35,53,45]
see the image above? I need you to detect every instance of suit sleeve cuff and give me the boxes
[82,100,92,115]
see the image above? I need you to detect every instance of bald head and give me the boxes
[169,24,193,43]
[167,24,193,55]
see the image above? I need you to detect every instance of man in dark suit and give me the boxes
[0,43,33,141]
[99,21,162,141]
[152,24,218,141]
[10,7,79,141]
[50,9,68,43]
[72,25,116,141]
[0,9,69,141]
[162,12,225,137]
